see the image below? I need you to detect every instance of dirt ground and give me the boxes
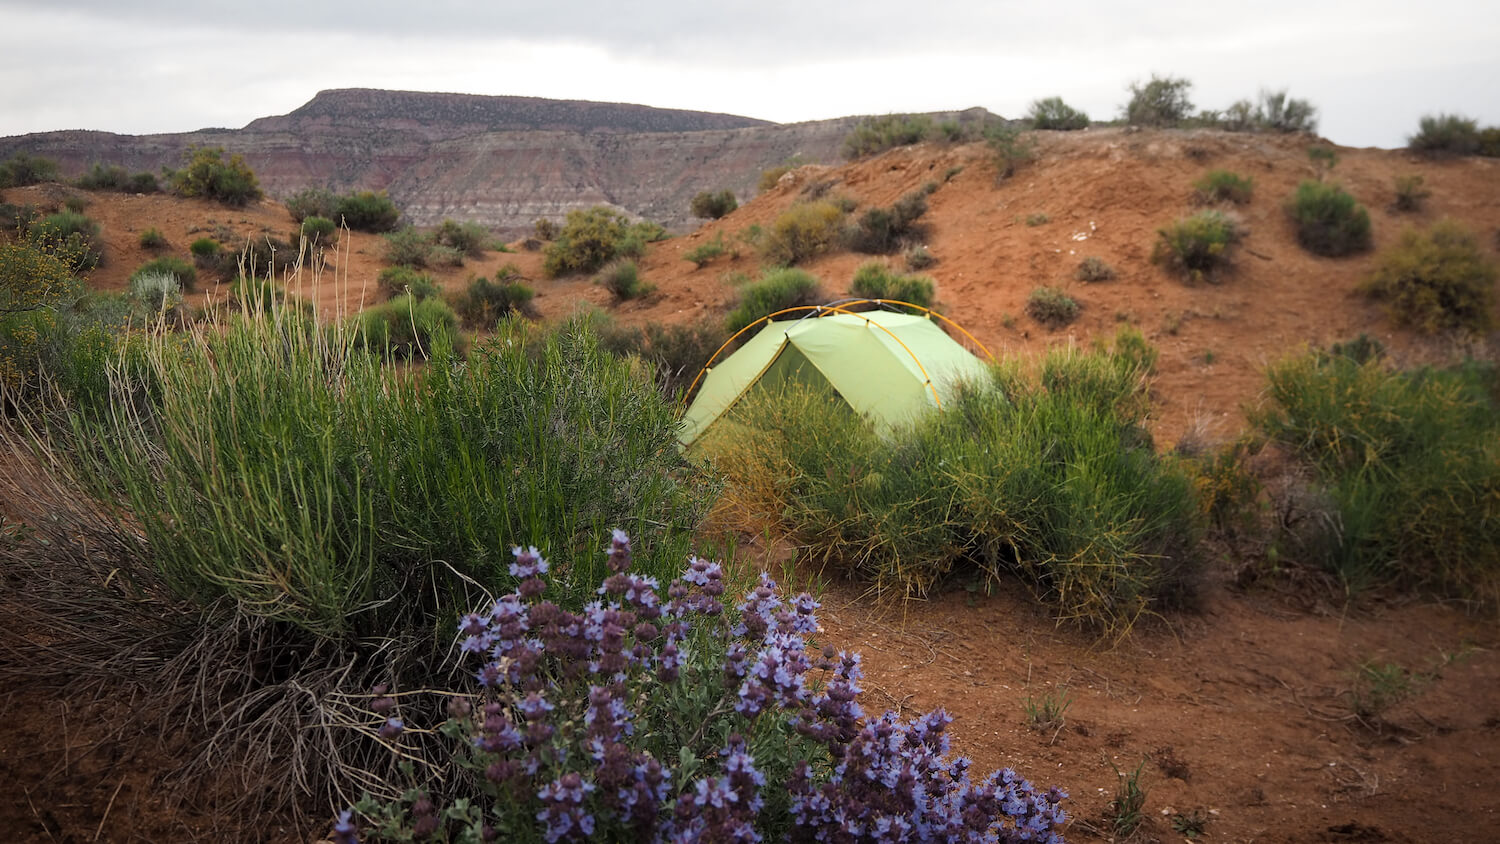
[3,129,1499,841]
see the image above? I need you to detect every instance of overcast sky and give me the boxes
[2,1,1496,149]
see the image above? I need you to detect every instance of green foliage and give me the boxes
[131,256,197,294]
[1110,760,1149,836]
[76,162,159,193]
[1124,74,1194,127]
[384,225,434,268]
[1024,212,1049,227]
[690,189,738,219]
[138,227,168,250]
[1392,174,1430,212]
[984,124,1036,179]
[1253,352,1500,600]
[757,164,796,192]
[597,259,654,302]
[168,146,263,207]
[1194,169,1254,204]
[452,272,535,327]
[1152,209,1245,282]
[435,219,491,258]
[1480,127,1500,157]
[1074,256,1116,282]
[1286,180,1372,257]
[356,294,459,360]
[1025,286,1079,327]
[533,217,558,240]
[843,114,935,159]
[338,191,401,232]
[844,189,929,254]
[903,244,935,270]
[1219,89,1318,133]
[127,270,184,318]
[848,262,935,309]
[285,187,338,222]
[1359,220,1496,333]
[0,152,60,188]
[1023,687,1072,731]
[1028,96,1089,130]
[1409,113,1481,156]
[1,237,83,317]
[724,268,824,333]
[1346,661,1414,720]
[189,237,221,259]
[27,210,103,272]
[298,215,337,244]
[61,314,708,638]
[0,237,119,411]
[377,265,439,301]
[759,201,845,267]
[543,206,649,277]
[684,232,729,267]
[594,314,729,399]
[701,337,1201,636]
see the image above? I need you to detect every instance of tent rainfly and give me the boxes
[678,306,993,448]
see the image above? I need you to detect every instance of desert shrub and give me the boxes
[0,152,59,188]
[1124,74,1194,127]
[452,273,535,327]
[356,294,459,360]
[757,164,794,192]
[1286,180,1371,257]
[337,535,1069,842]
[285,187,339,223]
[189,237,221,260]
[131,256,197,293]
[597,259,654,302]
[127,171,160,193]
[435,219,490,257]
[238,234,299,278]
[138,227,168,249]
[431,244,465,268]
[701,335,1200,635]
[1253,352,1500,600]
[758,201,844,267]
[377,265,439,300]
[901,244,934,271]
[595,315,728,399]
[299,215,337,244]
[1194,170,1253,204]
[336,191,401,233]
[167,146,263,207]
[1026,286,1080,327]
[76,163,129,191]
[725,268,823,333]
[683,232,728,267]
[1,238,82,317]
[848,261,935,309]
[1479,127,1500,157]
[1392,174,1430,212]
[0,202,39,233]
[127,270,184,318]
[984,124,1036,179]
[1029,96,1089,130]
[1074,256,1116,282]
[0,238,117,410]
[1408,114,1480,156]
[63,195,90,214]
[1359,220,1496,333]
[1152,209,1244,282]
[28,210,103,272]
[543,206,645,277]
[690,188,738,219]
[1251,89,1319,133]
[533,217,558,240]
[384,226,434,268]
[844,189,929,254]
[842,114,934,159]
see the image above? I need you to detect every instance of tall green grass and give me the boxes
[700,332,1201,636]
[62,309,712,641]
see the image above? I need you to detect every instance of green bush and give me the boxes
[843,114,934,159]
[131,256,197,293]
[452,272,535,327]
[435,219,490,257]
[0,153,60,188]
[844,189,929,254]
[1194,170,1254,204]
[1074,256,1116,282]
[725,268,824,333]
[28,210,103,272]
[384,226,434,268]
[684,232,729,267]
[128,269,184,317]
[757,164,794,192]
[237,235,298,278]
[1408,114,1481,156]
[167,146,262,207]
[336,191,401,233]
[594,315,728,399]
[0,238,116,411]
[1286,180,1372,257]
[356,293,460,360]
[1479,127,1500,157]
[285,188,338,223]
[189,237,221,260]
[848,262,935,309]
[533,218,558,240]
[1392,174,1430,212]
[1026,286,1080,327]
[597,259,654,301]
[690,189,738,219]
[298,215,337,244]
[759,201,845,267]
[138,227,168,250]
[76,163,160,193]
[1151,209,1244,282]
[1253,352,1500,601]
[542,206,644,277]
[1124,74,1194,127]
[1359,220,1496,333]
[61,313,708,638]
[701,336,1200,636]
[376,265,439,300]
[1029,96,1089,130]
[1220,89,1318,134]
[903,244,935,270]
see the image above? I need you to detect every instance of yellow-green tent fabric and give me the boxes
[679,309,992,448]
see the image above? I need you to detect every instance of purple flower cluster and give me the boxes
[340,533,1068,843]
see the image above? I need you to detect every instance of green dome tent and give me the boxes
[678,302,993,448]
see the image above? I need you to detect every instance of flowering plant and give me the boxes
[337,532,1067,842]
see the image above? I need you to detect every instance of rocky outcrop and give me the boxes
[0,90,994,233]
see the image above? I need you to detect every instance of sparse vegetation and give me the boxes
[76,162,160,193]
[1074,256,1116,282]
[1124,74,1194,127]
[594,315,729,399]
[452,271,535,327]
[167,146,262,207]
[0,152,60,188]
[690,188,738,219]
[597,259,654,302]
[844,189,929,254]
[848,262,935,309]
[542,206,658,277]
[1024,212,1049,227]
[1194,169,1254,205]
[1026,286,1080,327]
[1359,219,1496,333]
[130,256,197,294]
[843,114,934,159]
[533,217,558,240]
[1286,180,1371,257]
[1028,97,1089,130]
[383,225,434,268]
[1023,687,1072,731]
[138,227,168,250]
[376,265,438,300]
[288,188,401,233]
[1219,89,1318,133]
[1152,209,1245,282]
[1110,761,1149,837]
[724,267,824,333]
[1392,174,1430,212]
[985,124,1036,179]
[684,232,729,267]
[28,210,103,272]
[298,214,337,245]
[434,219,491,258]
[903,243,936,270]
[1408,114,1481,156]
[759,201,845,267]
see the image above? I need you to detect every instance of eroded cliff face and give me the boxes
[0,89,991,233]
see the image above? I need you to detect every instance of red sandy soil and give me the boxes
[3,129,1499,842]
